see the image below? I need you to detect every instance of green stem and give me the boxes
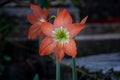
[56,57,60,80]
[47,15,56,22]
[72,58,77,80]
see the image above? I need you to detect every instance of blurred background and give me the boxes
[0,0,120,80]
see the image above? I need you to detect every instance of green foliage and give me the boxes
[0,24,12,32]
[33,73,39,80]
[59,0,79,6]
[0,15,13,33]
[0,13,15,58]
[38,0,50,8]
[50,15,56,19]
[3,55,12,61]
[30,0,34,4]
[71,0,79,5]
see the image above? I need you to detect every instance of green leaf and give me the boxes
[0,24,11,32]
[47,15,56,21]
[38,0,49,8]
[71,0,79,5]
[3,55,11,61]
[33,73,39,80]
[50,15,56,18]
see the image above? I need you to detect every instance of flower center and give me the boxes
[52,26,69,44]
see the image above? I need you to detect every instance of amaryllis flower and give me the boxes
[39,9,87,62]
[27,4,50,40]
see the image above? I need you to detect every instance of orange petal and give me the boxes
[28,23,41,39]
[41,22,54,36]
[30,4,44,19]
[39,31,43,40]
[64,39,77,58]
[31,4,42,11]
[57,50,64,62]
[43,9,50,19]
[55,43,64,62]
[39,37,55,56]
[40,37,53,51]
[54,9,72,28]
[80,16,88,24]
[27,14,38,24]
[67,24,85,38]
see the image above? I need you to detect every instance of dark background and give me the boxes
[0,0,120,80]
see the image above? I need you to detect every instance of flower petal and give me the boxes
[54,9,72,28]
[64,39,77,58]
[40,37,53,51]
[57,50,64,62]
[30,4,44,19]
[31,4,42,11]
[39,37,55,56]
[41,22,54,36]
[27,14,38,24]
[43,9,50,19]
[80,16,88,24]
[28,23,41,39]
[55,43,64,62]
[67,24,85,38]
[39,31,43,40]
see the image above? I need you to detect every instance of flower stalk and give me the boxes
[56,56,60,80]
[72,58,77,80]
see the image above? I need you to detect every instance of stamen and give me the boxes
[40,19,46,22]
[52,26,69,44]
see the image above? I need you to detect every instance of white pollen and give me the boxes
[40,19,46,22]
[52,26,69,44]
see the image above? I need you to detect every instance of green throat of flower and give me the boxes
[52,26,69,44]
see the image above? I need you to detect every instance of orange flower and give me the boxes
[39,9,87,62]
[27,4,50,40]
